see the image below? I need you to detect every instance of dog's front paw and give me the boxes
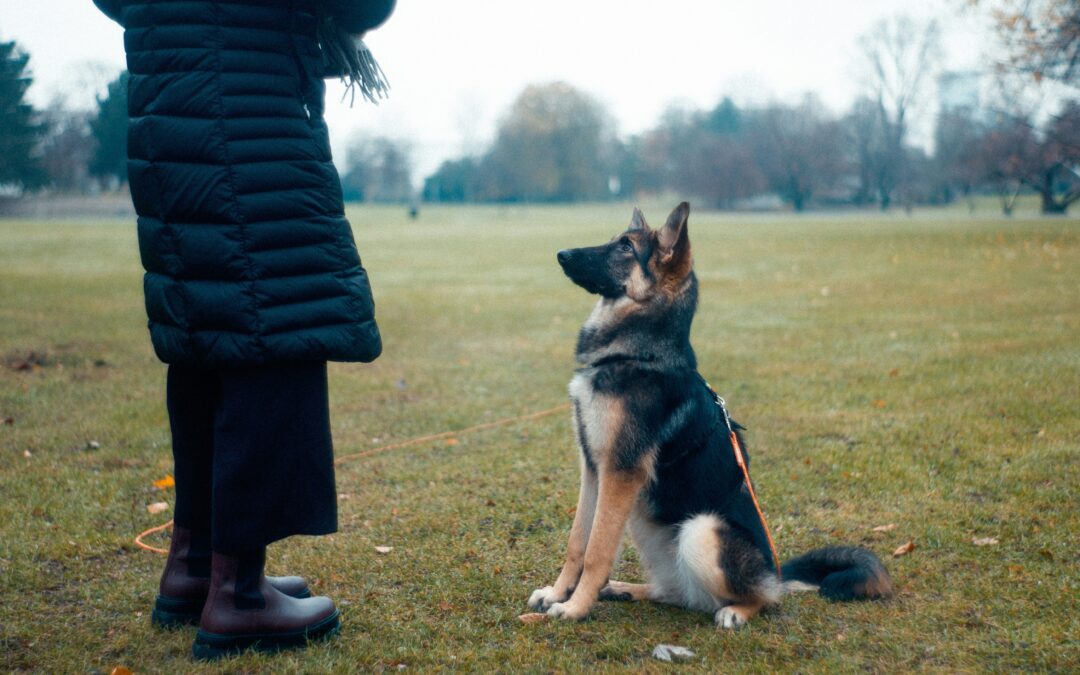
[547,601,588,621]
[528,586,564,612]
[715,606,748,630]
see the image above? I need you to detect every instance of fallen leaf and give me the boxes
[152,475,175,490]
[111,667,133,675]
[374,546,393,554]
[652,644,697,663]
[444,438,459,446]
[23,449,32,458]
[517,613,547,624]
[892,541,915,557]
[972,537,998,546]
[872,523,897,532]
[438,601,453,611]
[888,368,900,377]
[872,400,887,409]
[146,501,169,515]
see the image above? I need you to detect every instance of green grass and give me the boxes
[1,204,1078,673]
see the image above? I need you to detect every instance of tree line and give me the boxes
[2,4,1077,214]
[415,79,1080,215]
[417,11,1079,214]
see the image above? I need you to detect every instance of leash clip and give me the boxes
[715,394,735,435]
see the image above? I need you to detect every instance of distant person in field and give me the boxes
[92,0,394,660]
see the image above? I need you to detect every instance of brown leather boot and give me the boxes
[192,549,339,660]
[152,526,311,629]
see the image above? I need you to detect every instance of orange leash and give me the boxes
[333,404,571,465]
[702,378,782,579]
[134,403,573,554]
[134,518,174,555]
[729,429,782,578]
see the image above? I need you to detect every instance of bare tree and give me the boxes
[857,15,942,209]
[478,82,615,202]
[635,103,764,208]
[975,113,1036,214]
[934,105,986,211]
[973,0,1080,86]
[38,99,95,192]
[746,96,845,212]
[968,99,1080,214]
[340,134,414,203]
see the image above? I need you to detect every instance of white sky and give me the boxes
[1,0,995,181]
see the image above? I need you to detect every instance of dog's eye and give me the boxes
[619,240,633,253]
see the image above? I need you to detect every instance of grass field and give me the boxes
[1,204,1078,672]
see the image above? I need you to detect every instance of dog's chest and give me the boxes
[569,370,618,462]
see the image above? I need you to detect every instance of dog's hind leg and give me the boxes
[675,514,781,627]
[609,505,683,606]
[598,581,650,601]
[529,459,598,611]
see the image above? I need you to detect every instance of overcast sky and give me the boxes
[2,0,995,180]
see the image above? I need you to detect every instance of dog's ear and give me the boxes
[658,202,690,263]
[629,207,648,231]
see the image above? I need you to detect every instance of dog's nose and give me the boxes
[557,249,572,264]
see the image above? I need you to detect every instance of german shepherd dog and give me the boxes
[528,202,892,628]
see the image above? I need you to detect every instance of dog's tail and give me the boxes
[780,546,893,601]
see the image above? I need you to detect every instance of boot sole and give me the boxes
[152,588,313,629]
[152,595,204,629]
[191,609,340,660]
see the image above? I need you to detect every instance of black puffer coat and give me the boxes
[93,0,394,367]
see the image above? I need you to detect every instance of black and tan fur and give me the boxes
[528,202,892,628]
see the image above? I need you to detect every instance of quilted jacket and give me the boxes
[92,0,394,366]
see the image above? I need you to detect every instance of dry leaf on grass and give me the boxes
[972,537,999,546]
[872,523,897,532]
[146,501,169,515]
[152,475,175,490]
[892,540,915,557]
[374,546,393,554]
[110,667,133,675]
[517,613,547,624]
[872,399,887,409]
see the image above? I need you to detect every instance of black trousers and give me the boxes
[166,362,338,553]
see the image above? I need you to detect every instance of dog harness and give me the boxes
[699,375,783,579]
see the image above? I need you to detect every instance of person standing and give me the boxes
[91,0,395,660]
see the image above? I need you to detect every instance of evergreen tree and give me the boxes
[0,41,46,190]
[89,71,129,184]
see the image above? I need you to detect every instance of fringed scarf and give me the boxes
[316,10,390,106]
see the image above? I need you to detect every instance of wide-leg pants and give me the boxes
[165,362,337,553]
